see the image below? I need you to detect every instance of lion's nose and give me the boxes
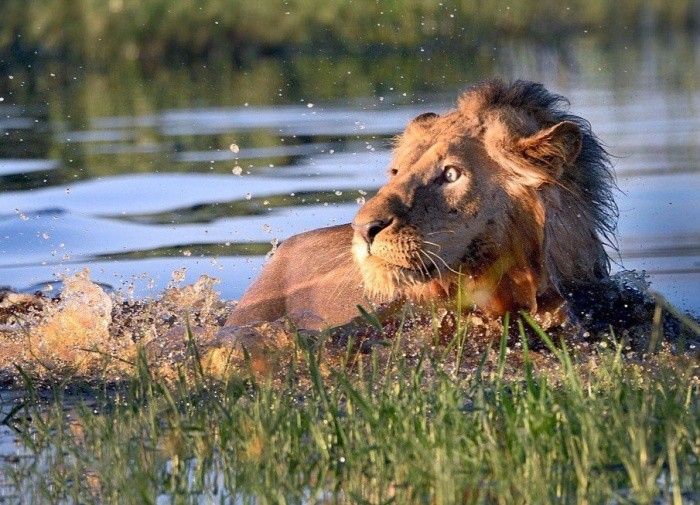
[352,218,392,245]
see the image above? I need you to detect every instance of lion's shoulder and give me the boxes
[227,224,364,329]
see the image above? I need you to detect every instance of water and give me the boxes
[1,34,699,314]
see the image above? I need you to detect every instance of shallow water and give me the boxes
[1,34,699,313]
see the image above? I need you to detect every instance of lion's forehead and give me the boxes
[391,129,488,176]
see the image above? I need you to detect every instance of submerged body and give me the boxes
[227,79,616,330]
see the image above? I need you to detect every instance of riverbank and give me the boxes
[1,269,698,501]
[1,298,698,502]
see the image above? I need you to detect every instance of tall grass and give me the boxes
[1,0,698,65]
[3,318,698,504]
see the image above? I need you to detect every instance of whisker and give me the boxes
[419,250,443,283]
[425,229,457,237]
[424,250,450,276]
[423,249,461,275]
[422,240,443,251]
[414,251,432,279]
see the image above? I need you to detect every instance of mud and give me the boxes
[0,270,697,387]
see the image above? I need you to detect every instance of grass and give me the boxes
[2,314,698,504]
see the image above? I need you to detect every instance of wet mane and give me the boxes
[460,79,618,286]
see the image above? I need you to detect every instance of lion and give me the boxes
[226,79,617,330]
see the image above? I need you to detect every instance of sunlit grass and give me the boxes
[3,315,698,504]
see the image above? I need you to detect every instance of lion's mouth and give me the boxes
[363,243,450,283]
[377,256,441,283]
[353,232,456,293]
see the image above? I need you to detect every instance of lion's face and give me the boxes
[352,99,588,314]
[352,124,510,298]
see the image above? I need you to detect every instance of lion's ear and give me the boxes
[517,121,582,179]
[394,112,440,150]
[399,112,439,140]
[412,112,439,124]
[405,112,439,133]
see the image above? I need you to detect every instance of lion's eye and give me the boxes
[443,166,461,183]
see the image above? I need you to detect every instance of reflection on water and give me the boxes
[1,33,699,312]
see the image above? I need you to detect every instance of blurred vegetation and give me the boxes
[1,0,698,66]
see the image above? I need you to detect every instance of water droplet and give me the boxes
[229,143,240,153]
[183,250,192,257]
[334,190,343,196]
[42,232,50,239]
[356,196,366,205]
[232,165,243,175]
[245,193,252,200]
[262,224,271,233]
[172,268,186,283]
[307,103,314,108]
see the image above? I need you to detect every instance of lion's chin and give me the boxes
[352,236,456,301]
[355,255,454,303]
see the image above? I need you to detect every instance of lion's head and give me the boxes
[352,79,617,315]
